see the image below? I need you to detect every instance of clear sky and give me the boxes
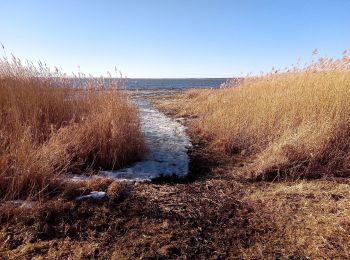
[1,0,349,78]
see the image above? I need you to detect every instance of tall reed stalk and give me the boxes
[175,52,350,179]
[0,55,146,199]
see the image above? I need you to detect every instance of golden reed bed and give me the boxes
[160,52,350,180]
[0,56,146,200]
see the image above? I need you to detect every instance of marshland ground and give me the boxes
[1,53,350,259]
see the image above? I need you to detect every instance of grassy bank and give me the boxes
[0,56,146,200]
[148,54,350,258]
[159,54,350,180]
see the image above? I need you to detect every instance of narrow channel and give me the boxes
[99,97,191,181]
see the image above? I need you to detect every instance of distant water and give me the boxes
[69,78,229,90]
[125,78,227,89]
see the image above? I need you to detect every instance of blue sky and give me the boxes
[1,0,349,78]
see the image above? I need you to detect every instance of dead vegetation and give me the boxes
[0,55,146,200]
[156,52,350,181]
[2,140,349,259]
[2,52,350,259]
[240,179,350,259]
[148,52,350,259]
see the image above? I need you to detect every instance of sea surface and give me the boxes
[124,78,227,89]
[70,78,230,90]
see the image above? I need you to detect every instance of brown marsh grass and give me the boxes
[162,52,350,180]
[0,55,146,200]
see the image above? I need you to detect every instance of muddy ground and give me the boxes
[1,92,350,259]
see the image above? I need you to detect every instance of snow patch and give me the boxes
[76,191,107,201]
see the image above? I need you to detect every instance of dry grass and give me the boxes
[153,89,350,259]
[0,55,146,200]
[159,52,350,180]
[240,180,350,259]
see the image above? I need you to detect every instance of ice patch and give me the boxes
[99,99,191,181]
[76,191,107,201]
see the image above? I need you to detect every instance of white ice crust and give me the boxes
[99,99,191,181]
[76,191,107,201]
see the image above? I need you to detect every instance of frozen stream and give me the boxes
[98,98,192,181]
